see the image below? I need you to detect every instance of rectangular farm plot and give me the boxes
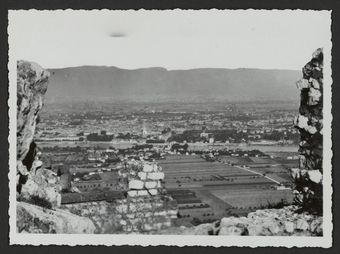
[210,189,294,209]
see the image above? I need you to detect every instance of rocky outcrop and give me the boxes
[17,202,96,233]
[16,61,96,233]
[291,49,324,214]
[158,206,322,236]
[16,61,61,207]
[17,61,49,163]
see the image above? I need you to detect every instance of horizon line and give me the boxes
[16,60,301,72]
[44,64,301,72]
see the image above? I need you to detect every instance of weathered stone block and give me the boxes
[284,221,295,233]
[295,115,309,129]
[145,181,158,189]
[147,172,165,180]
[137,190,148,196]
[128,180,144,190]
[310,78,321,89]
[308,87,322,106]
[137,171,147,180]
[296,78,310,90]
[219,225,244,235]
[148,189,158,196]
[143,164,155,172]
[296,218,309,231]
[307,170,322,184]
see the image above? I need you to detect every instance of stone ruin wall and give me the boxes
[292,48,324,214]
[116,161,178,232]
[63,161,178,233]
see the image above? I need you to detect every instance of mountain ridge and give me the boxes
[45,66,301,102]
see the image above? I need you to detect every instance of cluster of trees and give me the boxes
[168,128,299,144]
[41,145,87,153]
[87,132,113,141]
[262,130,299,143]
[168,129,250,143]
[171,143,189,152]
[115,132,140,140]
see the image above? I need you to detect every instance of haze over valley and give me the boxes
[46,66,300,102]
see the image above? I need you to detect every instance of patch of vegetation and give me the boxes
[30,195,52,209]
[258,198,290,210]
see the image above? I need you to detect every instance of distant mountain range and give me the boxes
[45,66,301,102]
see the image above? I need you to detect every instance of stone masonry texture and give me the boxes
[292,48,324,214]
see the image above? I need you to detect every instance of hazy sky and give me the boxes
[9,10,331,70]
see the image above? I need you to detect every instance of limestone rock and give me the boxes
[16,61,57,201]
[138,172,147,180]
[143,164,155,172]
[17,61,49,162]
[296,78,310,90]
[294,115,309,129]
[158,206,322,236]
[17,202,96,233]
[284,221,295,233]
[148,189,158,195]
[296,218,309,231]
[145,181,158,189]
[128,190,138,197]
[147,172,165,180]
[19,167,61,207]
[308,87,322,106]
[307,170,323,184]
[128,180,144,190]
[137,190,148,196]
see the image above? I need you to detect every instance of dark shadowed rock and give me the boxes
[291,48,324,214]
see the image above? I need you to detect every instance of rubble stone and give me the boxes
[284,221,295,233]
[158,206,322,236]
[17,201,95,234]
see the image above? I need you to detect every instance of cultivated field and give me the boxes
[210,188,294,209]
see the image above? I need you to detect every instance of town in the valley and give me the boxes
[36,100,299,227]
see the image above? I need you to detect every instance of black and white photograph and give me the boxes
[7,9,332,247]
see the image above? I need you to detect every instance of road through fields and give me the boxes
[233,165,281,185]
